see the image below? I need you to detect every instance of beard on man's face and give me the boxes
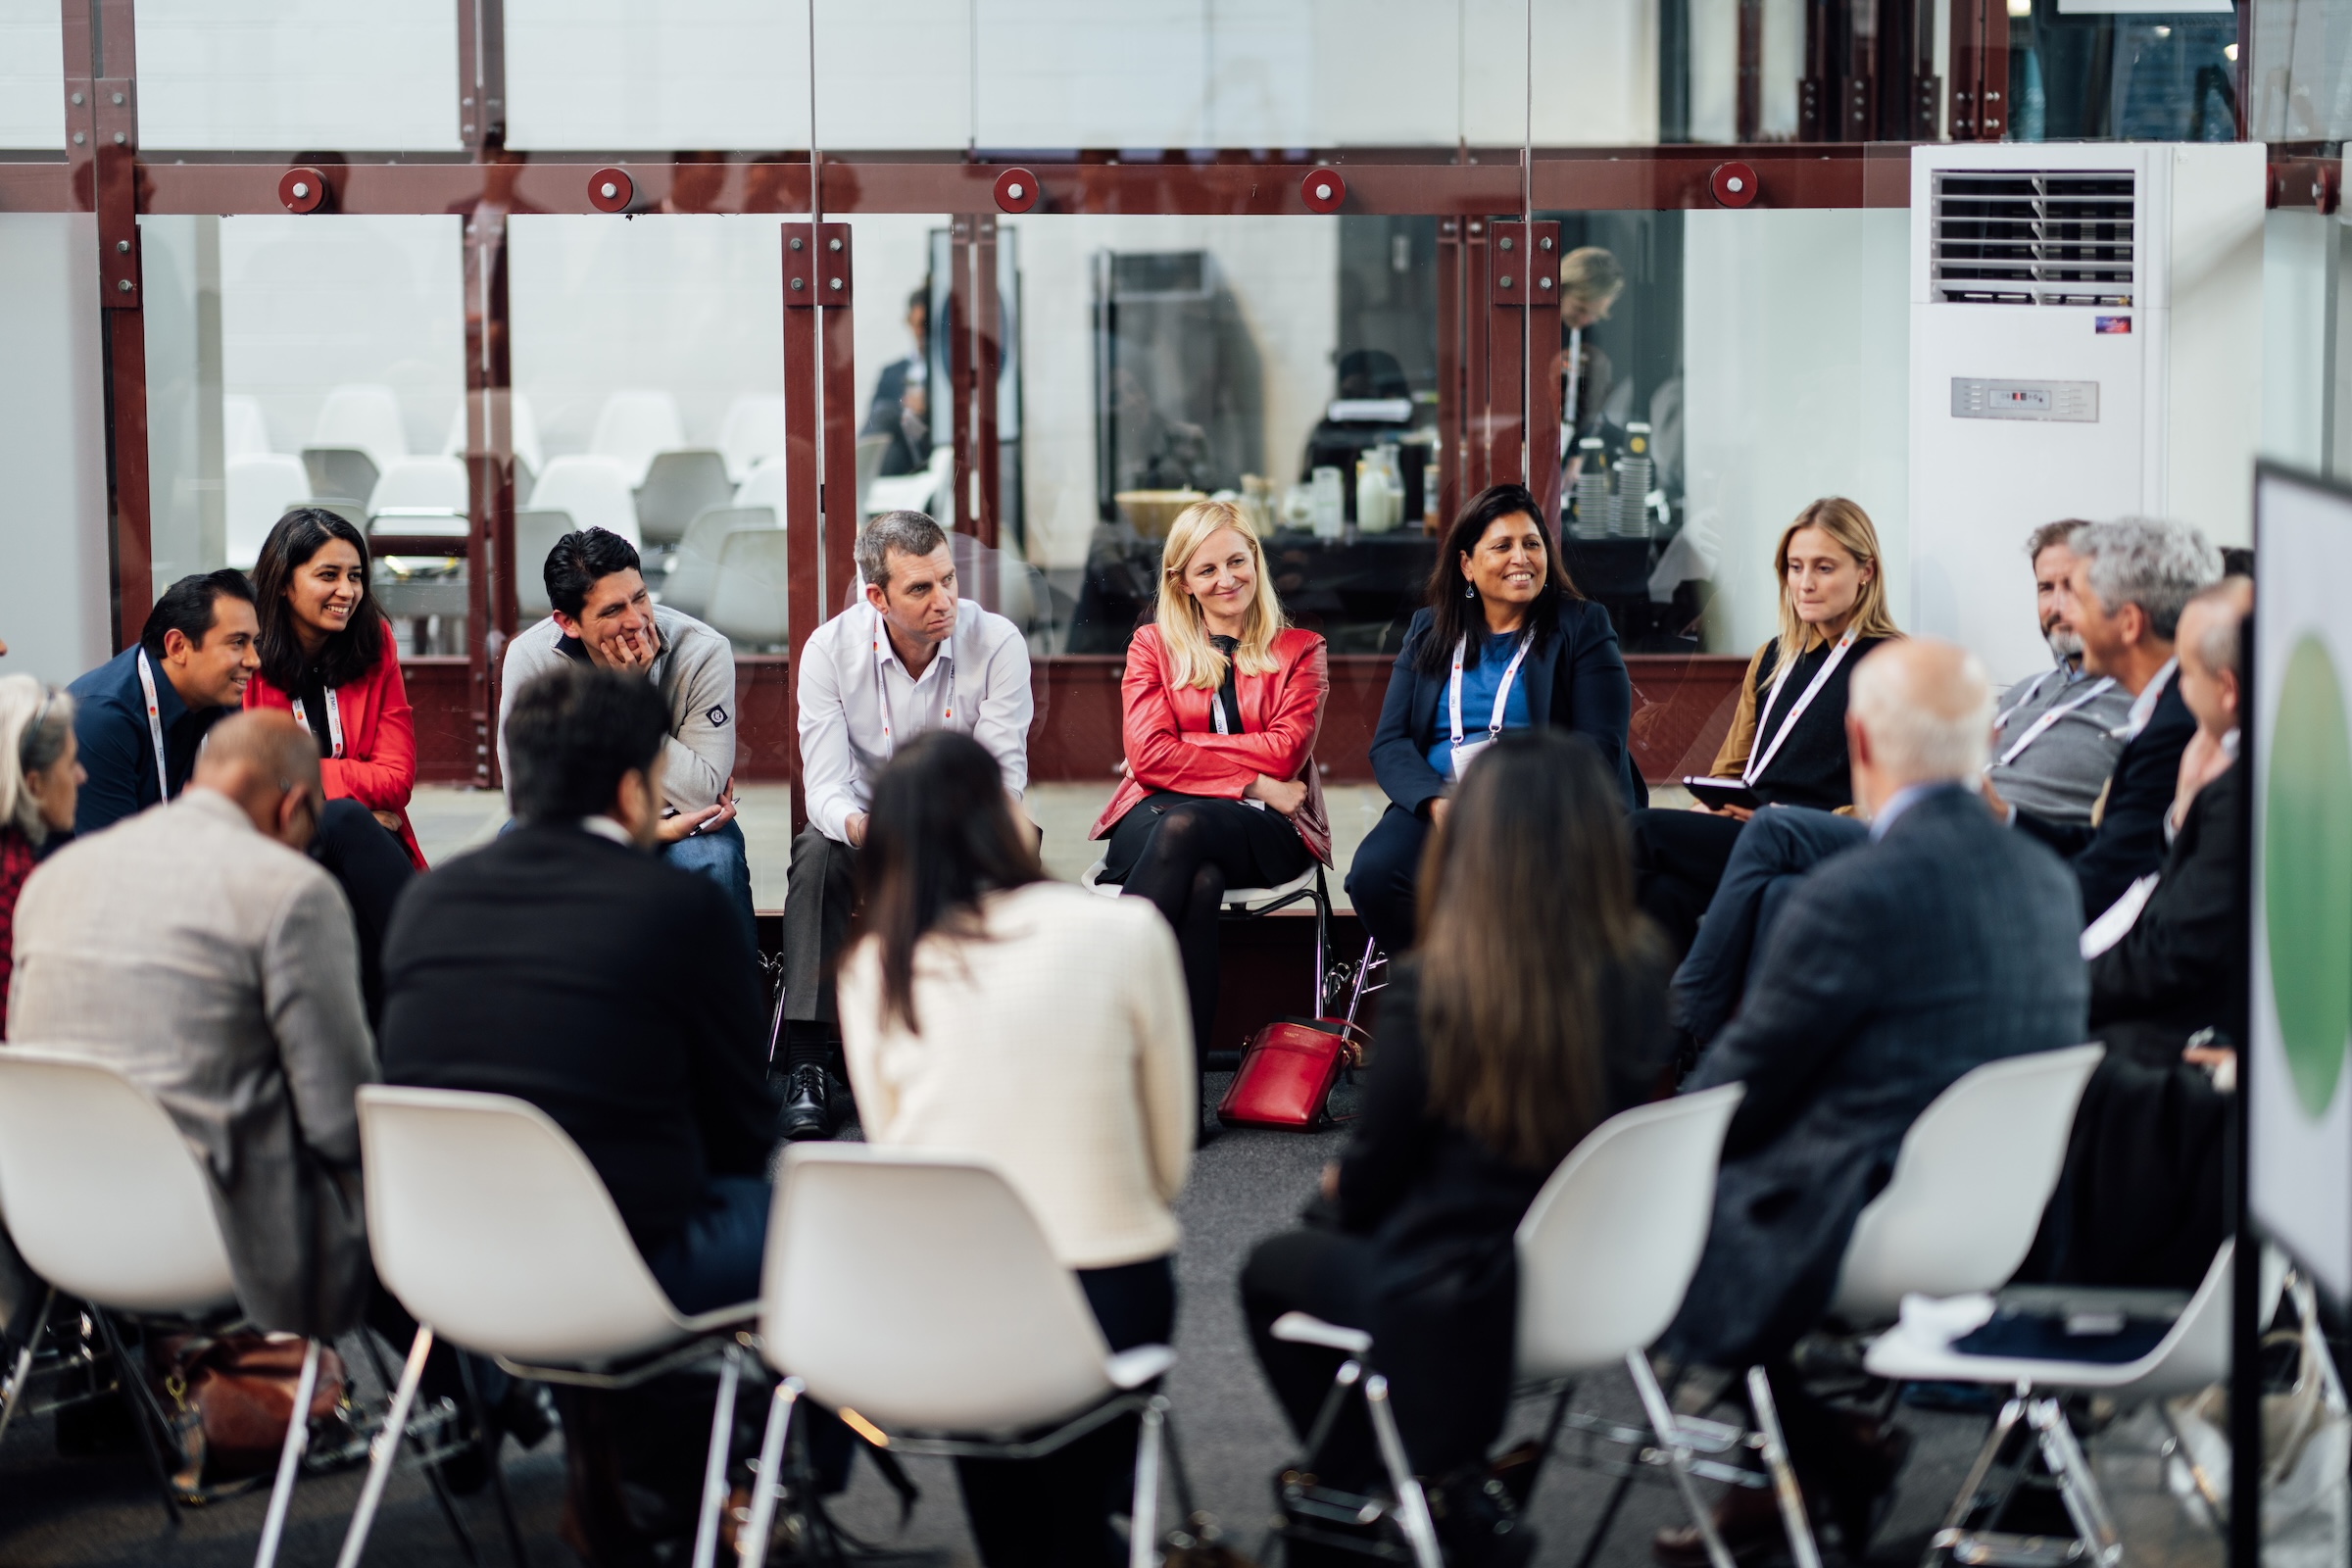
[2045,624,2084,663]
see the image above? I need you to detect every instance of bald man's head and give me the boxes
[1846,639,1994,808]
[193,710,323,848]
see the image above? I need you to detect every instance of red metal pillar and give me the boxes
[949,213,976,536]
[1949,0,2010,140]
[782,219,853,830]
[1524,221,1563,527]
[973,212,1002,555]
[457,0,512,790]
[1461,219,1492,495]
[1434,217,1463,530]
[1483,221,1529,502]
[1737,0,1765,142]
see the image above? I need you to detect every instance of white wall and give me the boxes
[1682,208,1911,657]
[0,0,61,150]
[0,216,112,685]
[2263,209,2339,476]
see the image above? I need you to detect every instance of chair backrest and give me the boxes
[662,507,775,618]
[762,1146,1117,1434]
[588,390,685,487]
[635,450,735,545]
[719,394,787,483]
[854,432,892,517]
[369,454,471,514]
[2116,1239,2238,1401]
[225,454,313,569]
[734,456,791,514]
[1832,1044,2105,1324]
[442,391,545,477]
[357,1087,693,1366]
[514,510,574,618]
[706,527,791,648]
[300,447,379,511]
[1514,1083,1746,1380]
[312,383,410,475]
[0,1051,239,1314]
[528,457,641,548]
[223,393,272,460]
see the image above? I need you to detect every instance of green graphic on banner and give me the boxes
[2267,634,2352,1118]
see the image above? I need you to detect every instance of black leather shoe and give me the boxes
[780,1063,838,1142]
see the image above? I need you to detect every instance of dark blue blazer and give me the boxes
[1667,786,2088,1368]
[1367,601,1639,815]
[66,646,228,837]
[2017,672,2194,923]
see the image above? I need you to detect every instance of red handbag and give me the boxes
[1216,1017,1369,1131]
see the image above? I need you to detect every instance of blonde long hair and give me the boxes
[1766,497,1901,686]
[1154,500,1288,690]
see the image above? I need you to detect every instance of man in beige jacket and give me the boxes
[8,710,376,1340]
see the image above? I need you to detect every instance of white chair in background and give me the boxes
[311,383,410,478]
[225,453,313,569]
[347,1086,758,1568]
[368,455,470,517]
[589,390,686,488]
[513,510,574,620]
[441,391,546,479]
[222,394,273,460]
[865,442,950,518]
[718,394,788,484]
[854,431,891,517]
[528,457,641,549]
[0,1051,324,1568]
[733,455,791,515]
[737,1145,1182,1568]
[661,506,775,620]
[705,528,790,649]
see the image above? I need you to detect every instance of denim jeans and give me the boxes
[1671,806,1869,1045]
[663,816,757,946]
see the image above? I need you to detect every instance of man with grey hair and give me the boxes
[1987,516,2222,924]
[784,509,1033,1139]
[1655,639,2085,1563]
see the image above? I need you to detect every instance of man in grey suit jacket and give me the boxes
[8,710,375,1341]
[1657,640,2087,1563]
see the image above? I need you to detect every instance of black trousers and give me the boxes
[1342,804,1430,960]
[781,823,858,1029]
[1628,807,1747,960]
[1102,793,1312,1065]
[1241,1227,1386,1489]
[956,1255,1177,1568]
[311,799,416,1027]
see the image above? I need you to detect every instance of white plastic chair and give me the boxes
[1864,1240,2240,1566]
[589,389,687,488]
[223,394,273,460]
[662,506,775,620]
[706,528,791,649]
[529,456,641,549]
[1082,857,1334,1020]
[719,394,787,483]
[0,1051,318,1568]
[348,1087,758,1568]
[441,391,545,478]
[1267,1084,1747,1568]
[736,1146,1180,1568]
[368,454,469,515]
[226,453,312,569]
[312,383,410,477]
[514,510,574,619]
[733,456,792,514]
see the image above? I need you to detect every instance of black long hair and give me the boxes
[1411,482,1584,679]
[252,507,385,691]
[849,730,1047,1035]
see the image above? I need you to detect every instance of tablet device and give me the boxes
[1682,776,1763,812]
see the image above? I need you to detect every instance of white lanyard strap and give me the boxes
[133,651,172,803]
[1449,631,1533,752]
[1994,675,2115,768]
[1744,626,1858,787]
[290,686,346,760]
[871,608,957,763]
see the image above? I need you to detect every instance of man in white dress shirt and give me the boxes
[783,510,1033,1139]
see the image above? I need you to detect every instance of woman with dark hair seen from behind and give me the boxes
[0,675,79,1035]
[1346,482,1638,962]
[1242,729,1671,1566]
[838,730,1194,1568]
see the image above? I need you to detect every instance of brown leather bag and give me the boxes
[148,1332,347,1498]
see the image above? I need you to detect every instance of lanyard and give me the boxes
[133,651,172,803]
[290,685,346,760]
[870,607,958,763]
[1448,631,1533,777]
[1744,625,1858,787]
[1994,675,2115,767]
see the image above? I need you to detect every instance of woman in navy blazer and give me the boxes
[1347,483,1639,959]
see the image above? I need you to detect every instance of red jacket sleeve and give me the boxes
[1181,636,1328,781]
[319,640,417,811]
[1120,630,1258,798]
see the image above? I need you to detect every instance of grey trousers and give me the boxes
[782,822,859,1025]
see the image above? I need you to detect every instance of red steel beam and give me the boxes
[949,213,976,536]
[1484,220,1529,496]
[974,212,1002,554]
[1524,220,1564,527]
[781,226,824,834]
[1434,217,1462,530]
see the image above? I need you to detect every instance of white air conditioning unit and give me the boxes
[1908,142,2265,687]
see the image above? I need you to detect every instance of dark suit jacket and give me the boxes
[1367,602,1639,816]
[378,823,775,1257]
[2017,672,2194,924]
[862,357,927,476]
[1667,787,2088,1367]
[2088,760,2242,1056]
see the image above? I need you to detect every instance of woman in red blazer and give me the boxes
[1091,500,1330,1099]
[244,508,427,869]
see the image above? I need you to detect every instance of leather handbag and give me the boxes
[1216,1018,1368,1131]
[148,1332,348,1499]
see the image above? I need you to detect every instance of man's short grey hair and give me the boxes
[1849,639,1994,784]
[2025,518,2089,562]
[2071,517,2224,641]
[2179,577,2250,680]
[857,510,949,593]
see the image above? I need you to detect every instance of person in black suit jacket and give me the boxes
[1991,517,2221,924]
[861,287,930,476]
[1347,483,1637,959]
[1657,640,2087,1563]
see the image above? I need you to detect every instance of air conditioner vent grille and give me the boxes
[1932,171,2135,307]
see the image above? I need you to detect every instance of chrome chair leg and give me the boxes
[2028,1396,2123,1568]
[253,1339,321,1568]
[1628,1350,1738,1568]
[736,1376,801,1568]
[1129,1395,1167,1568]
[0,1287,55,1452]
[691,1344,745,1568]
[1364,1373,1443,1568]
[336,1324,434,1568]
[1745,1365,1823,1568]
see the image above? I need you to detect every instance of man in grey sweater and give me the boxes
[497,527,752,934]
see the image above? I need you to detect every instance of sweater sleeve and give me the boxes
[1124,905,1197,1204]
[835,940,901,1138]
[658,624,735,812]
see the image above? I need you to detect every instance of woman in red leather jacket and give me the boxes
[1091,500,1330,1114]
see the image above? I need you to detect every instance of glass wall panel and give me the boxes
[505,0,810,152]
[135,0,461,151]
[2251,0,2352,142]
[813,2,971,151]
[2011,2,2239,141]
[0,0,63,151]
[1531,0,1662,145]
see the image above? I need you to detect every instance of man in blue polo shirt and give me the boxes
[70,570,260,835]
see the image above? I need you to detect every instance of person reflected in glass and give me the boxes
[1243,730,1672,1563]
[1091,500,1330,1129]
[1347,482,1638,963]
[862,285,931,477]
[1559,245,1625,483]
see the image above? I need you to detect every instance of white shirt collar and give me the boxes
[577,815,638,847]
[874,605,956,683]
[1869,780,1958,841]
[2122,658,2179,740]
